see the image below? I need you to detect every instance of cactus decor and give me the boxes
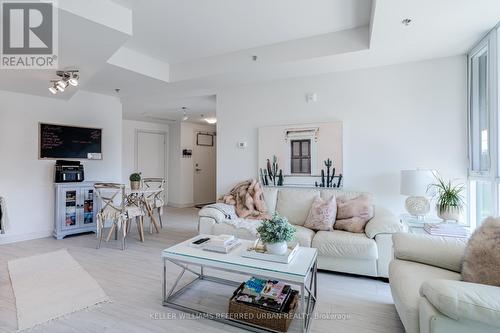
[315,158,343,188]
[262,155,284,186]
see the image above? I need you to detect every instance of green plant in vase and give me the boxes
[428,175,465,222]
[257,213,296,255]
[129,172,142,190]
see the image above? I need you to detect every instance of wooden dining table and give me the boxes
[125,187,162,241]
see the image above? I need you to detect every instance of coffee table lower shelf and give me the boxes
[162,257,317,333]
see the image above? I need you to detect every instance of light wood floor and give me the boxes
[0,208,404,333]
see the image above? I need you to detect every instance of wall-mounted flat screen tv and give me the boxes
[39,123,102,159]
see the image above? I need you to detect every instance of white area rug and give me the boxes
[8,249,109,331]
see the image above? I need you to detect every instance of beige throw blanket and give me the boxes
[221,180,270,220]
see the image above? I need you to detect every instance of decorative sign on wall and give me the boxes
[196,133,214,146]
[258,121,343,188]
[39,123,102,159]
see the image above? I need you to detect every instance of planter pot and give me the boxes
[437,205,461,222]
[265,241,288,255]
[130,181,141,190]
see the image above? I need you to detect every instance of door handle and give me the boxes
[195,168,202,172]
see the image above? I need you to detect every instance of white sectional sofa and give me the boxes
[390,233,500,333]
[198,186,403,278]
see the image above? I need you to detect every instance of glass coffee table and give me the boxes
[162,235,318,333]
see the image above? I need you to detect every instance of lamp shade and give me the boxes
[400,169,435,196]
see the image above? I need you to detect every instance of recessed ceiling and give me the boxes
[123,0,372,63]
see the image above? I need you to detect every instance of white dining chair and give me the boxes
[94,183,145,250]
[142,178,166,231]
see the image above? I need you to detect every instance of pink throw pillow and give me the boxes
[334,194,374,233]
[304,196,337,231]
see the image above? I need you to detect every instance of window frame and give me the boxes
[290,139,311,174]
[467,26,499,228]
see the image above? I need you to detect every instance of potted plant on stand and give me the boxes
[129,172,142,190]
[428,176,465,222]
[256,213,296,255]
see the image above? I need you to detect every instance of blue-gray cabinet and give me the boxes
[54,182,97,239]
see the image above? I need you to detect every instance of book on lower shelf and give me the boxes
[423,223,470,238]
[233,277,294,313]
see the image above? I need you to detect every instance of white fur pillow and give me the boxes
[462,217,500,286]
[304,196,337,231]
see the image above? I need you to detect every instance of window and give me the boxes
[469,45,490,173]
[468,25,499,228]
[290,139,311,174]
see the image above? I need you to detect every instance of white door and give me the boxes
[136,130,167,203]
[193,131,216,205]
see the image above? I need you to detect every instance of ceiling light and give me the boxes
[402,18,412,26]
[57,80,67,89]
[204,117,217,124]
[68,73,79,86]
[48,70,79,95]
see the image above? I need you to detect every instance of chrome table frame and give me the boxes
[162,255,317,333]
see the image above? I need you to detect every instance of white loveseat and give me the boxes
[389,233,500,333]
[198,187,403,278]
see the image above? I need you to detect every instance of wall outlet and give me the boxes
[237,141,247,149]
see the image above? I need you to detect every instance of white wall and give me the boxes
[0,90,123,244]
[216,56,468,214]
[122,119,169,183]
[169,122,216,207]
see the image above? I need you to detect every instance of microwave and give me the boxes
[54,160,84,183]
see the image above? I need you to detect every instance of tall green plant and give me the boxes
[428,176,465,212]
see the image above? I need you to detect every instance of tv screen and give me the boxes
[39,123,102,159]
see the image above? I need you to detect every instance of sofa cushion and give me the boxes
[420,279,500,329]
[393,233,467,273]
[389,259,461,333]
[320,189,363,201]
[276,189,319,226]
[312,230,378,260]
[292,225,315,248]
[262,187,278,215]
[304,196,337,231]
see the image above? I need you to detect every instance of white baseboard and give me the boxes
[0,230,53,244]
[167,202,195,208]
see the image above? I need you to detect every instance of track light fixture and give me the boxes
[48,70,79,95]
[48,81,58,94]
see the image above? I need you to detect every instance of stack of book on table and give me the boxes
[202,234,241,253]
[423,223,470,238]
[233,277,294,313]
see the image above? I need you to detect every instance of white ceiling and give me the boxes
[3,0,500,123]
[122,0,372,63]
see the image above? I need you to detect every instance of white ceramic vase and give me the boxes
[265,241,288,255]
[437,205,461,222]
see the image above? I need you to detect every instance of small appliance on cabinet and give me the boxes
[54,182,96,239]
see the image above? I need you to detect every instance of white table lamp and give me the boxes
[400,169,435,219]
